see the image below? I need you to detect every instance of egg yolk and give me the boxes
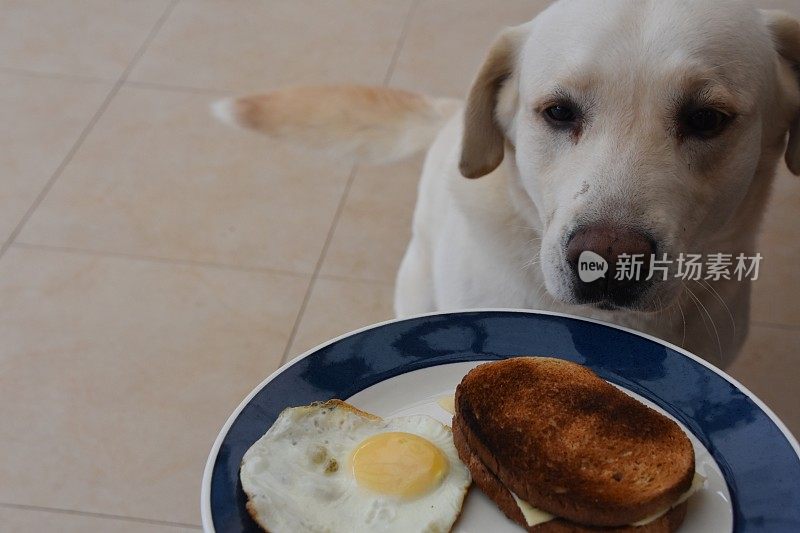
[351,432,449,499]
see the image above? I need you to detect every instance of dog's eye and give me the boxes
[682,108,731,138]
[544,104,577,124]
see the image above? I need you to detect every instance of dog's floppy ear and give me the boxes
[764,10,800,175]
[459,25,528,179]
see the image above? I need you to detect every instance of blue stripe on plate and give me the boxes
[208,311,800,532]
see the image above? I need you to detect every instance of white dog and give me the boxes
[214,0,800,366]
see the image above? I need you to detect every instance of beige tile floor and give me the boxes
[0,0,798,530]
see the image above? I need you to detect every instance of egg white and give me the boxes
[240,401,471,533]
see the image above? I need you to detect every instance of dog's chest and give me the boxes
[431,214,549,311]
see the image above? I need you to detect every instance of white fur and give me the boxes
[396,0,800,366]
[210,98,243,128]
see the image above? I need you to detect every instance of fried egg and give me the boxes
[240,400,471,533]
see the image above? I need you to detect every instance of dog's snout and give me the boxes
[565,224,656,308]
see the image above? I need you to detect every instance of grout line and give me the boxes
[0,0,180,263]
[9,244,397,287]
[12,241,394,291]
[278,2,417,364]
[0,65,237,97]
[382,0,419,86]
[317,273,395,287]
[124,79,234,96]
[278,164,360,365]
[750,320,800,332]
[0,502,200,530]
[11,242,310,280]
[0,66,114,85]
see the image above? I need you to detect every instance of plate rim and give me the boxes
[199,308,800,532]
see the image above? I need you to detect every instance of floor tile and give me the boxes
[130,0,412,93]
[19,86,352,274]
[390,0,553,96]
[321,157,423,283]
[0,72,110,243]
[750,166,800,327]
[753,0,800,17]
[391,0,800,98]
[728,324,800,438]
[289,277,395,359]
[0,507,198,533]
[0,0,170,79]
[0,246,307,524]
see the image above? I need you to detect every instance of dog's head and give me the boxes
[460,0,800,311]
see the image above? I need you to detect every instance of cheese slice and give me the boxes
[437,394,456,415]
[511,472,705,528]
[510,492,556,526]
[631,472,705,526]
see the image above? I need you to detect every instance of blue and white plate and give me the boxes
[201,310,800,533]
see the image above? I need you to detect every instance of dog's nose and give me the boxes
[565,224,656,307]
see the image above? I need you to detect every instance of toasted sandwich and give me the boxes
[452,357,701,532]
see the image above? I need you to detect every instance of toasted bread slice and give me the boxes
[454,357,694,527]
[452,420,688,532]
